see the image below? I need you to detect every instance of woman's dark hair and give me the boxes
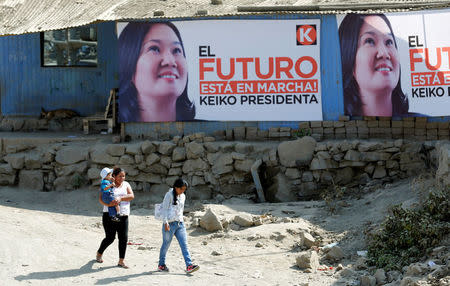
[338,14,409,116]
[172,178,188,205]
[118,21,195,122]
[112,167,125,177]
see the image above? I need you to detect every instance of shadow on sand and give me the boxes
[94,270,193,285]
[15,260,115,282]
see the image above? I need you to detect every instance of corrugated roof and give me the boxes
[1,0,450,36]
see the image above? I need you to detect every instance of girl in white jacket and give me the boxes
[157,178,199,273]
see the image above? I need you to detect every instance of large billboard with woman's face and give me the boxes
[117,20,322,122]
[337,10,450,117]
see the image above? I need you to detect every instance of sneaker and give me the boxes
[111,216,120,222]
[158,265,169,272]
[186,264,199,273]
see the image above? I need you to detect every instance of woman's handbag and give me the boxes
[154,190,176,221]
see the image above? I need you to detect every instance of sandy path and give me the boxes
[0,179,420,286]
[0,187,340,286]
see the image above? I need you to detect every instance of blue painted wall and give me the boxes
[0,22,118,116]
[0,14,344,134]
[1,14,445,136]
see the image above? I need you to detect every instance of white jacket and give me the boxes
[160,189,185,224]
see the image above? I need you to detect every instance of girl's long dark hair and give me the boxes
[338,14,409,116]
[118,22,195,122]
[172,178,188,205]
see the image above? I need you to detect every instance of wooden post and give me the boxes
[112,89,116,128]
[107,118,113,134]
[251,159,266,203]
[120,123,125,142]
[83,119,89,135]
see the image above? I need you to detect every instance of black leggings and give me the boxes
[97,212,129,259]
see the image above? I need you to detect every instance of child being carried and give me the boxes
[100,167,120,222]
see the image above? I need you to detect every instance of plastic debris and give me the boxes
[357,250,368,257]
[127,242,143,245]
[318,266,334,271]
[322,242,338,249]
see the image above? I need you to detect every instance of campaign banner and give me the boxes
[337,10,450,117]
[117,20,322,122]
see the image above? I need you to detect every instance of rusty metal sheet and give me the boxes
[1,0,450,36]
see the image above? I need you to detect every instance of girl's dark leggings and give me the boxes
[97,212,128,259]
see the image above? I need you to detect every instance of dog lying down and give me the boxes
[40,108,79,120]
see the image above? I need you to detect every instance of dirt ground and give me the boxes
[0,175,432,286]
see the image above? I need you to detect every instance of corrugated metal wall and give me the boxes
[0,22,118,116]
[0,15,446,137]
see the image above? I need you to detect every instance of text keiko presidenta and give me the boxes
[409,35,450,98]
[197,46,319,105]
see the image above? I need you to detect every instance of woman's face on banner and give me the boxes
[133,24,187,99]
[353,16,400,96]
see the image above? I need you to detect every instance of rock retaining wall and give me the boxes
[0,116,83,132]
[0,134,442,202]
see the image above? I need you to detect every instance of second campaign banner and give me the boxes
[117,20,322,122]
[337,10,450,117]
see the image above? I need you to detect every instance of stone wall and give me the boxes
[0,133,441,203]
[0,116,83,132]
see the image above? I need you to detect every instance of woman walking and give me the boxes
[96,167,134,268]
